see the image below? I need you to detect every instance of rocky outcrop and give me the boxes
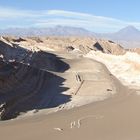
[0,36,126,55]
[0,38,69,72]
[92,40,126,55]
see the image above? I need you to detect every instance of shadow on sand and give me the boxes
[0,46,71,120]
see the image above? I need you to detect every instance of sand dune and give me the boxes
[1,63,140,140]
[0,36,140,140]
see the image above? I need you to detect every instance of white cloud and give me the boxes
[35,10,128,32]
[0,7,140,32]
[0,7,37,18]
[47,10,123,23]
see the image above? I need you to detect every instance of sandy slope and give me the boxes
[19,54,117,118]
[0,62,140,140]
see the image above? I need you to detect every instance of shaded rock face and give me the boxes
[12,37,26,42]
[66,46,75,52]
[0,40,71,120]
[0,38,70,72]
[0,40,28,62]
[0,59,71,120]
[30,51,69,72]
[94,42,104,52]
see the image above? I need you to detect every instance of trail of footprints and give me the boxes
[54,114,104,132]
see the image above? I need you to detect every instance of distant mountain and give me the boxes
[0,25,140,48]
[103,26,140,41]
[0,26,96,37]
[99,26,140,48]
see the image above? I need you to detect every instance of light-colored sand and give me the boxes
[0,60,140,140]
[86,51,140,90]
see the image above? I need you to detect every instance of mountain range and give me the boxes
[0,26,94,37]
[0,25,140,48]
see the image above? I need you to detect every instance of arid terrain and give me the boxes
[0,36,140,140]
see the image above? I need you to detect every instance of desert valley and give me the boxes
[0,32,140,139]
[1,1,140,139]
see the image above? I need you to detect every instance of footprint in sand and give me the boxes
[70,115,104,129]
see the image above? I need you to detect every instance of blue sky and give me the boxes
[0,0,140,32]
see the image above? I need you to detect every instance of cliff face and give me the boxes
[0,39,71,120]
